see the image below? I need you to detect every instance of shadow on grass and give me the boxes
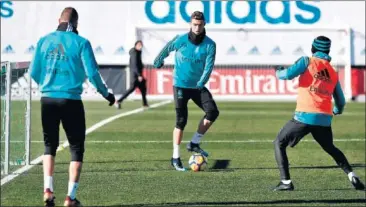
[208,163,366,172]
[26,162,365,175]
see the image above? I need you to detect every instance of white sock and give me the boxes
[191,132,203,144]
[173,144,180,159]
[348,172,357,181]
[67,182,79,200]
[281,180,292,184]
[44,175,54,192]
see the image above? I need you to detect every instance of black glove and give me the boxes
[154,61,164,69]
[104,93,115,106]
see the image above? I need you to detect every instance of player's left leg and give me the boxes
[311,126,365,190]
[137,79,149,108]
[60,99,86,206]
[188,87,219,157]
[116,79,138,109]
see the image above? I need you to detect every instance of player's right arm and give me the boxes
[332,81,346,115]
[275,56,309,80]
[153,35,179,68]
[80,40,109,98]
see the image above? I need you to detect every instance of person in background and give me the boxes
[115,40,149,109]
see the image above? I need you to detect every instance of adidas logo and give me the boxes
[314,69,332,83]
[25,45,35,54]
[293,46,305,55]
[94,46,103,54]
[2,45,14,54]
[51,44,65,55]
[46,44,68,61]
[271,46,282,55]
[227,46,238,55]
[114,46,125,55]
[248,46,260,55]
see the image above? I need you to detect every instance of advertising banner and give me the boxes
[1,1,365,65]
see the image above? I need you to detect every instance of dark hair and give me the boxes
[311,36,331,54]
[134,40,143,46]
[61,7,78,25]
[190,11,205,22]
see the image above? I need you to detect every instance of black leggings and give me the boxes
[274,119,352,180]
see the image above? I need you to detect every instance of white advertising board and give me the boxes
[1,1,365,65]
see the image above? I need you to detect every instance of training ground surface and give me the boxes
[1,101,365,206]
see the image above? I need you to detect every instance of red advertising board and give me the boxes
[135,67,365,97]
[351,69,366,96]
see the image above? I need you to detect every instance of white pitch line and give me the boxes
[154,110,365,116]
[2,138,365,144]
[81,139,365,143]
[1,100,172,186]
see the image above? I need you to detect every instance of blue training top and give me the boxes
[153,33,216,89]
[30,30,109,100]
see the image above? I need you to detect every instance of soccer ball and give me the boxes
[188,153,207,172]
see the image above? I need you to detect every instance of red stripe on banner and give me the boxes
[351,68,366,96]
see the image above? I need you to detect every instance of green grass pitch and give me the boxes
[1,101,365,206]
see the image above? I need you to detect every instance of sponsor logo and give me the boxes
[46,44,68,61]
[115,46,125,55]
[25,45,35,54]
[153,68,299,95]
[145,1,321,24]
[293,46,305,55]
[248,46,260,55]
[2,45,14,53]
[314,68,331,83]
[227,46,238,55]
[94,46,104,54]
[309,85,332,96]
[271,46,282,55]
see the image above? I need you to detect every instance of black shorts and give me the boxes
[173,86,219,117]
[41,97,86,154]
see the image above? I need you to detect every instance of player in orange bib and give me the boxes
[272,36,365,191]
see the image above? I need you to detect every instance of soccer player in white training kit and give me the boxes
[153,11,219,171]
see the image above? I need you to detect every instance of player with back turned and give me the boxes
[30,7,115,206]
[272,36,365,191]
[153,11,219,171]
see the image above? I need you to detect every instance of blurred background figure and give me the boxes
[115,40,148,109]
